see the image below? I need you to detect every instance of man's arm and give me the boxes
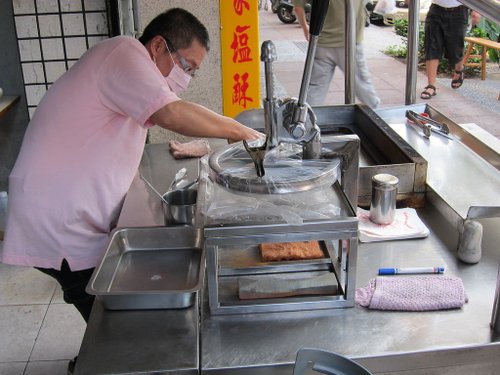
[150,100,262,142]
[293,2,309,41]
[470,10,481,27]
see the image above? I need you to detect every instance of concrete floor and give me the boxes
[0,9,498,375]
[259,9,500,138]
[0,257,86,375]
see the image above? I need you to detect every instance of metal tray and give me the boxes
[86,226,204,310]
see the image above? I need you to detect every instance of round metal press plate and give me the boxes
[208,143,340,194]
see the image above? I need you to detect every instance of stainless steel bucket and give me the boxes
[162,189,197,225]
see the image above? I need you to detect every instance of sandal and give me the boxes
[451,69,464,89]
[420,85,437,100]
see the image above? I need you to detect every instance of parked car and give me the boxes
[277,0,370,27]
[366,0,394,26]
[367,0,430,26]
[392,0,430,23]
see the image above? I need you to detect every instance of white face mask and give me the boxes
[163,41,192,94]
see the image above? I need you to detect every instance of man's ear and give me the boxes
[149,36,166,61]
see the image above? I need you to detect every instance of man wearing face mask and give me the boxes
[1,8,262,326]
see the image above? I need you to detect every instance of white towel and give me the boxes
[357,207,429,242]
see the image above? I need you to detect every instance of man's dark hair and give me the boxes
[139,8,210,52]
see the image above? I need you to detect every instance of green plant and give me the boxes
[472,18,499,62]
[389,19,446,71]
[384,44,407,58]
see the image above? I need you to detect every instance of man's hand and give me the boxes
[227,125,264,144]
[470,10,481,27]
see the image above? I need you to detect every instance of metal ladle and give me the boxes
[167,168,187,191]
[139,173,169,205]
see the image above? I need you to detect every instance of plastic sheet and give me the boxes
[208,142,341,195]
[200,143,344,226]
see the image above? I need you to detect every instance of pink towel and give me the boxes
[355,276,468,311]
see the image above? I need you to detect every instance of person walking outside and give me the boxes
[420,0,480,99]
[293,0,380,108]
[1,8,261,324]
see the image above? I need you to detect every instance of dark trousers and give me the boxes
[36,259,95,323]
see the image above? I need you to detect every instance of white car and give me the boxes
[369,0,430,26]
[392,0,431,23]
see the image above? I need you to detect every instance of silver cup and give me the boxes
[369,174,399,225]
[162,189,197,226]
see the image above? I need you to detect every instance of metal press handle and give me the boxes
[308,0,330,37]
[294,0,330,123]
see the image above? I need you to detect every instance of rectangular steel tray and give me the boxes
[87,226,204,310]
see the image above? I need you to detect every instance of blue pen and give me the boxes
[378,267,445,275]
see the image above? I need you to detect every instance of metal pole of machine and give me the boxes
[405,0,420,105]
[295,0,330,108]
[344,0,356,104]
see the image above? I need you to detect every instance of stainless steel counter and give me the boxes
[200,209,500,374]
[76,136,500,374]
[75,144,205,375]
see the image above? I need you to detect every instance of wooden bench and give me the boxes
[463,37,500,80]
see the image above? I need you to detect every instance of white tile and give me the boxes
[38,15,62,37]
[62,13,85,35]
[12,0,35,15]
[18,39,41,62]
[25,85,47,107]
[84,0,107,11]
[45,61,67,83]
[60,0,82,12]
[51,284,65,304]
[0,263,56,305]
[30,304,86,361]
[64,37,87,59]
[85,12,108,35]
[15,16,38,38]
[0,362,25,375]
[88,36,107,48]
[67,60,78,69]
[36,0,59,13]
[24,360,68,375]
[28,107,37,119]
[22,63,45,84]
[41,38,65,60]
[0,305,46,362]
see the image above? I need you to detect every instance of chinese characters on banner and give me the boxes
[220,0,260,118]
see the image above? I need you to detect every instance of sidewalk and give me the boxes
[258,10,500,138]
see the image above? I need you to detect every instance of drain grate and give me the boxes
[293,41,308,53]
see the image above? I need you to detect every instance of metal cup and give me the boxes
[162,189,197,226]
[369,174,399,225]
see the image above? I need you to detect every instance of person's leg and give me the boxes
[422,5,443,98]
[353,45,380,108]
[306,46,337,106]
[443,7,468,88]
[36,259,95,322]
[425,59,439,87]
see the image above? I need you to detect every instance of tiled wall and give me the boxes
[12,0,110,117]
